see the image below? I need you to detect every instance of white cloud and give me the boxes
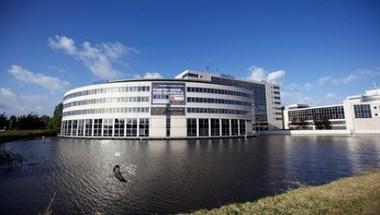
[287,83,313,92]
[8,65,70,92]
[0,88,57,115]
[48,35,138,80]
[248,66,286,84]
[318,76,332,85]
[133,72,163,79]
[332,74,358,84]
[143,72,163,79]
[0,88,24,113]
[325,93,337,99]
[267,70,286,84]
[303,83,313,90]
[330,68,380,85]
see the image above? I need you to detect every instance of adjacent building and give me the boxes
[61,69,282,139]
[283,88,380,134]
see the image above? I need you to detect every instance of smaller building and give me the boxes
[283,88,380,134]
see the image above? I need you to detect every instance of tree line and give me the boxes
[0,103,62,131]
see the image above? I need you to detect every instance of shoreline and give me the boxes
[186,169,380,215]
[0,130,58,143]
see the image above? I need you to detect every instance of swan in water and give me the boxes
[113,165,127,182]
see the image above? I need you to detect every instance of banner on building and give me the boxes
[152,82,186,105]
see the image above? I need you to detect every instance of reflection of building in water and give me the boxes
[283,88,380,134]
[61,70,282,139]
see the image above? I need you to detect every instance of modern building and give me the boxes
[283,88,380,134]
[61,69,282,139]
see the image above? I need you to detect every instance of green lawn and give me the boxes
[186,170,380,215]
[0,129,58,143]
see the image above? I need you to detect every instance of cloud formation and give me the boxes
[0,88,23,112]
[48,35,138,80]
[248,66,286,84]
[8,65,70,92]
[318,76,332,86]
[0,88,57,115]
[325,93,337,99]
[288,83,313,92]
[133,72,163,79]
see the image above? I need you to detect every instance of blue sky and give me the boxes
[0,0,379,115]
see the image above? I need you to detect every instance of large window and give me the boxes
[72,120,78,136]
[288,105,345,121]
[231,119,239,135]
[67,120,72,136]
[94,119,102,136]
[64,86,150,100]
[354,104,372,118]
[85,119,92,136]
[78,120,84,136]
[187,118,197,136]
[114,119,125,137]
[166,118,170,137]
[139,118,149,137]
[211,119,220,136]
[126,119,137,137]
[198,118,209,136]
[103,119,113,137]
[222,119,230,136]
[239,120,246,135]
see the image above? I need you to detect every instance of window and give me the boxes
[222,119,230,136]
[239,120,246,135]
[126,119,137,137]
[166,118,171,137]
[94,119,102,136]
[71,120,78,136]
[211,119,220,136]
[198,118,209,136]
[114,119,125,137]
[85,119,92,136]
[354,104,372,118]
[139,118,149,137]
[187,118,197,137]
[78,120,84,136]
[103,119,113,137]
[231,119,239,136]
[67,120,72,136]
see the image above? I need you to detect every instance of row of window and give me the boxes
[62,107,150,117]
[64,86,151,100]
[288,106,345,121]
[63,97,150,108]
[354,104,372,118]
[61,118,149,137]
[187,87,252,98]
[187,118,246,137]
[187,108,249,115]
[187,97,251,106]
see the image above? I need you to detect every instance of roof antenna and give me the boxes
[374,82,378,89]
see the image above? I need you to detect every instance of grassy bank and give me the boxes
[187,170,380,215]
[0,129,58,143]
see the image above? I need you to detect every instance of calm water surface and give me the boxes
[1,136,380,214]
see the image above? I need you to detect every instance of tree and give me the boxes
[0,113,7,130]
[48,103,63,131]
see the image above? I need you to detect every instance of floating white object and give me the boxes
[115,152,120,157]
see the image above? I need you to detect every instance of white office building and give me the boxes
[61,70,282,139]
[283,88,380,134]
